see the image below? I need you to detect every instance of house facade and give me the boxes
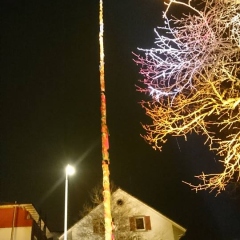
[59,188,186,240]
[0,204,52,240]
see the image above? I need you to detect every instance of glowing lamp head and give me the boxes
[66,164,75,176]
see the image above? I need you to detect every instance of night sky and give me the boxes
[1,0,240,239]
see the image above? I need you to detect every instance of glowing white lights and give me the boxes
[65,164,75,176]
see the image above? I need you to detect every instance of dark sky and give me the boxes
[1,0,240,239]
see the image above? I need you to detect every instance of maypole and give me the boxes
[99,0,112,239]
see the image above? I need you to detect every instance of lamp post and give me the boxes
[64,164,75,240]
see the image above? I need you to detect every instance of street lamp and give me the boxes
[64,164,75,240]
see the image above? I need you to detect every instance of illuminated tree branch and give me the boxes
[134,0,240,193]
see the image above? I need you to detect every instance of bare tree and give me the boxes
[134,0,240,193]
[80,182,117,218]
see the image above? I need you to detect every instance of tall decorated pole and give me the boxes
[99,0,112,239]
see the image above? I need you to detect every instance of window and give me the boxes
[116,199,124,206]
[92,219,105,234]
[135,217,145,230]
[129,216,151,231]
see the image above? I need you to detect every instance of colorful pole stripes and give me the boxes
[99,0,112,239]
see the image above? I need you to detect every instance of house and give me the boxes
[59,188,186,240]
[0,204,52,240]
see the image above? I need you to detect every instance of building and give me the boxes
[59,188,186,240]
[0,204,52,240]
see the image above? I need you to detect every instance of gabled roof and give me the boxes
[59,188,186,238]
[114,188,186,231]
[0,204,52,238]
